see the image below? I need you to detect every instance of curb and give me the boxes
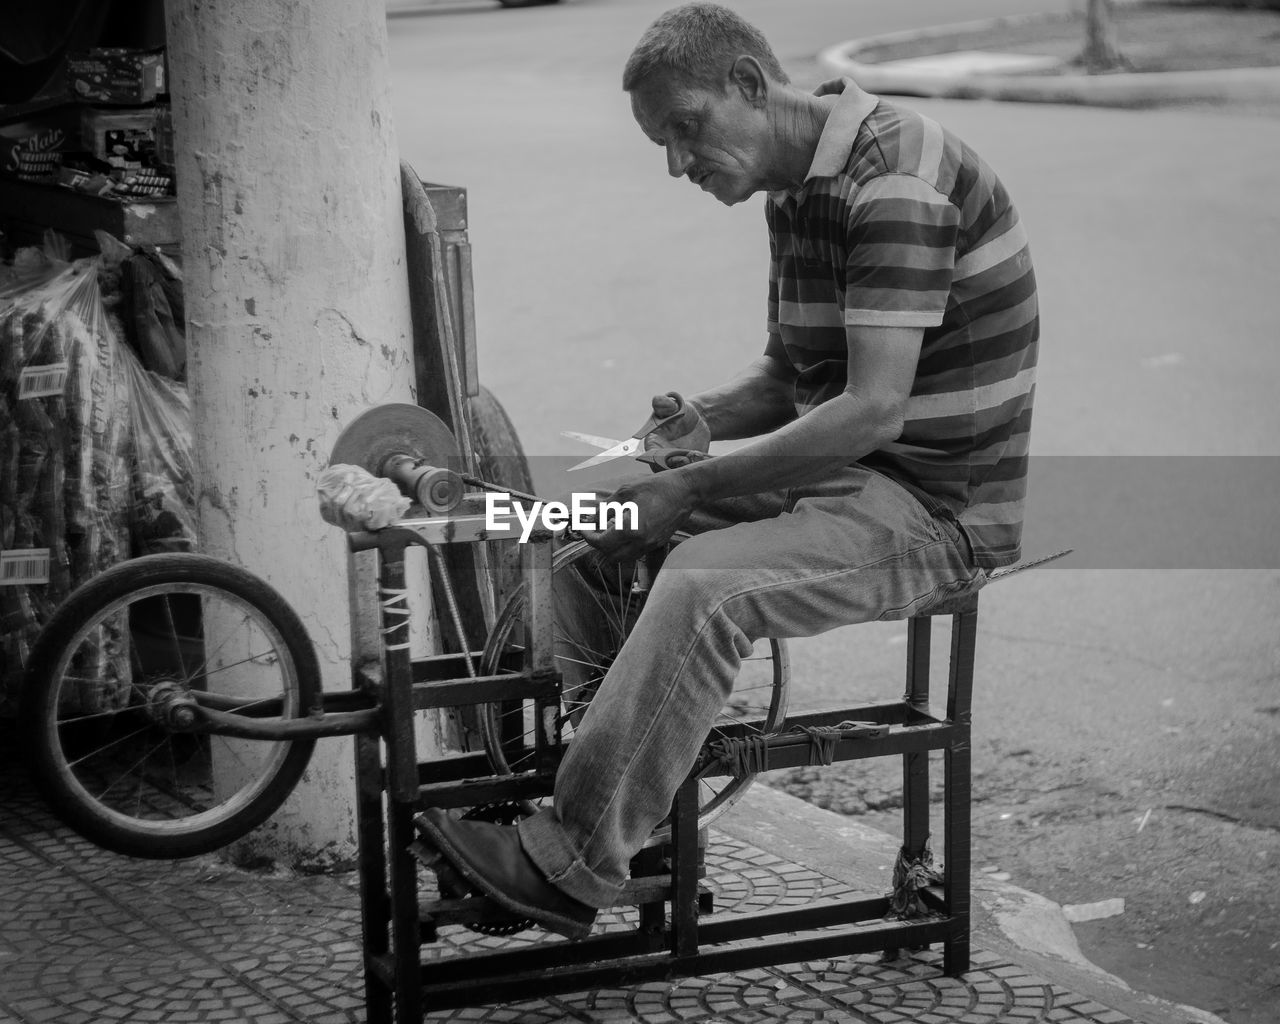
[817,12,1280,108]
[725,783,1230,1024]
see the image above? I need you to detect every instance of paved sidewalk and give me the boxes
[0,733,1214,1024]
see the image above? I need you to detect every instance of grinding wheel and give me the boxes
[329,404,462,476]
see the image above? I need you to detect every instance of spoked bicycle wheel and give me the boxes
[20,553,320,859]
[478,535,788,844]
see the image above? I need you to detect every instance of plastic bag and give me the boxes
[0,236,196,713]
[317,464,411,532]
[0,248,133,712]
[125,344,196,554]
[92,230,186,381]
[124,249,186,381]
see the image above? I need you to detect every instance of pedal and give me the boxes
[410,811,535,938]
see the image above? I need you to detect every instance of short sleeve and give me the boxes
[763,213,788,362]
[844,173,959,329]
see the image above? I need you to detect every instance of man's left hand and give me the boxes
[581,472,697,562]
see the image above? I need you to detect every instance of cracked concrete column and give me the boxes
[164,0,418,863]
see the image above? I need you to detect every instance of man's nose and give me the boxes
[666,142,693,179]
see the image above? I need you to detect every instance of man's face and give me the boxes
[630,74,774,206]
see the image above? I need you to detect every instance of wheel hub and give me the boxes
[145,680,200,731]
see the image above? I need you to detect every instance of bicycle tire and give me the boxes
[477,536,789,845]
[469,385,535,609]
[19,553,321,859]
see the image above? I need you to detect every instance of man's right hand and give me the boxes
[644,393,710,455]
[580,471,697,563]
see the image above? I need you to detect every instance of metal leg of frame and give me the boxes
[634,845,668,934]
[377,551,425,1021]
[356,731,392,1024]
[902,614,933,860]
[670,774,701,958]
[390,803,423,1019]
[886,615,933,961]
[943,605,978,975]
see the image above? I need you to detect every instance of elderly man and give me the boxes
[416,2,1038,939]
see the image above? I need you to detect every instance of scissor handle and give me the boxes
[637,391,687,437]
[636,448,712,472]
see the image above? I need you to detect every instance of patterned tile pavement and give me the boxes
[0,745,1139,1024]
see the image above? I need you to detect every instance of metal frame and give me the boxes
[347,517,979,1022]
[361,168,980,1020]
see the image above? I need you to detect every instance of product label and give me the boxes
[18,363,69,399]
[3,127,67,174]
[0,549,51,586]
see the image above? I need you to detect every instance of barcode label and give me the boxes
[0,549,51,585]
[18,363,69,399]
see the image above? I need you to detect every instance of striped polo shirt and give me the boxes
[764,79,1039,569]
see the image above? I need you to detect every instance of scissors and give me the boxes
[564,392,691,472]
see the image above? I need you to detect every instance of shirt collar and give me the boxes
[768,78,879,207]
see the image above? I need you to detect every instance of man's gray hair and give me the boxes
[622,2,789,94]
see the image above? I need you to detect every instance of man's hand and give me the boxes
[644,393,710,455]
[637,447,712,472]
[580,471,697,562]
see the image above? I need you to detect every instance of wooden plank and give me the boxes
[400,163,494,656]
[441,234,479,398]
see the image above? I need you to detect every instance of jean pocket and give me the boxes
[934,513,977,566]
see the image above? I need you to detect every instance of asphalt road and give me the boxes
[384,1,1280,1019]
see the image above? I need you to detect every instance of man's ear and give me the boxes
[729,55,768,106]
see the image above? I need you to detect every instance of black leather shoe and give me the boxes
[416,808,596,940]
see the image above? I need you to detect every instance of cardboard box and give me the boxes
[80,106,171,168]
[0,177,181,255]
[0,105,82,181]
[67,48,166,105]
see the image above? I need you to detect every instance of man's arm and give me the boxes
[684,354,798,441]
[592,323,924,560]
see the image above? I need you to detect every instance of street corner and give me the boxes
[818,5,1280,108]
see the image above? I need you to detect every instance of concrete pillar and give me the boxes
[164,0,418,864]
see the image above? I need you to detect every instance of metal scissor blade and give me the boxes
[567,437,642,471]
[561,430,624,451]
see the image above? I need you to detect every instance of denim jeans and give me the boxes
[517,464,984,908]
